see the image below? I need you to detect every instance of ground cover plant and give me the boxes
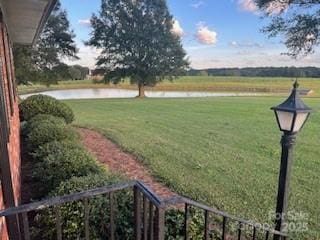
[67,96,320,239]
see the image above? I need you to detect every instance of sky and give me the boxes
[61,0,320,69]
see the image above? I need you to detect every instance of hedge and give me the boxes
[32,140,84,162]
[31,174,133,239]
[23,114,66,137]
[26,121,78,151]
[20,94,74,123]
[32,147,105,197]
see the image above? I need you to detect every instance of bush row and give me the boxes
[20,95,131,239]
[20,95,204,239]
[20,94,74,123]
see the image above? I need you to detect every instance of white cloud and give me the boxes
[188,49,320,69]
[171,19,184,37]
[78,19,91,26]
[265,1,289,14]
[195,23,217,45]
[238,0,288,15]
[191,1,205,9]
[230,41,238,47]
[64,44,100,68]
[238,0,258,12]
[229,40,263,48]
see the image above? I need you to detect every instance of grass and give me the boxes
[18,76,320,96]
[66,97,320,239]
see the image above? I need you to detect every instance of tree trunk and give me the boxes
[137,83,145,98]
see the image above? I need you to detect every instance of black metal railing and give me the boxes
[0,180,289,240]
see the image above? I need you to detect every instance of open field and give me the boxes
[67,97,320,239]
[18,76,320,96]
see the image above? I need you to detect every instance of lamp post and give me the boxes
[271,81,312,237]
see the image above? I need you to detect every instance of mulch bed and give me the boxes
[77,127,176,199]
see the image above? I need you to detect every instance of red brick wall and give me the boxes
[0,13,21,240]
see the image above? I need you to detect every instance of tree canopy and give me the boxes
[87,0,189,97]
[188,67,320,77]
[13,1,78,85]
[255,0,320,57]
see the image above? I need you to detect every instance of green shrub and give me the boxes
[165,208,205,240]
[19,94,74,123]
[32,140,84,162]
[32,174,133,240]
[26,121,78,151]
[23,114,66,137]
[32,147,105,197]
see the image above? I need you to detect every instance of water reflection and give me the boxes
[20,88,260,100]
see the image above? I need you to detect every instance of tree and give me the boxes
[255,0,320,57]
[72,65,90,80]
[69,67,82,80]
[87,0,189,97]
[13,45,38,85]
[13,1,78,86]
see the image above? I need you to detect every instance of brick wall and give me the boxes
[0,11,21,240]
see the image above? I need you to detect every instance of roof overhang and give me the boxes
[0,0,57,45]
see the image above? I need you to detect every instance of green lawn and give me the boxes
[66,97,320,239]
[18,76,320,96]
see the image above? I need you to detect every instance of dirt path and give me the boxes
[77,128,176,199]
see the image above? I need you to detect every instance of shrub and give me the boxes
[32,174,133,240]
[23,114,66,137]
[19,94,74,123]
[26,121,78,151]
[165,208,205,240]
[32,140,84,162]
[32,147,105,197]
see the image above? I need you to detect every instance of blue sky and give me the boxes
[61,0,320,69]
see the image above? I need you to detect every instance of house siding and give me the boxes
[0,9,21,240]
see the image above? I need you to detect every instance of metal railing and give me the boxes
[0,180,289,240]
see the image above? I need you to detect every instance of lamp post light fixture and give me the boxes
[271,80,312,237]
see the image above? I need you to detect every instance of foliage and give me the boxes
[23,114,66,137]
[68,66,82,80]
[255,0,320,57]
[68,65,90,80]
[32,140,84,162]
[33,1,78,72]
[188,67,320,78]
[32,147,105,197]
[26,121,78,151]
[165,208,207,240]
[53,63,73,80]
[18,76,320,97]
[13,45,39,85]
[13,1,78,86]
[68,97,320,239]
[32,174,133,240]
[165,209,185,239]
[87,0,189,97]
[19,94,74,123]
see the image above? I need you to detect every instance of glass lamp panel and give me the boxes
[293,113,309,132]
[276,111,294,131]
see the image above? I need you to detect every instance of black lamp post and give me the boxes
[271,81,312,237]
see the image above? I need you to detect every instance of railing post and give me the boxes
[154,206,165,240]
[184,203,190,240]
[134,186,142,240]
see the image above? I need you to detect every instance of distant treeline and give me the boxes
[187,67,320,78]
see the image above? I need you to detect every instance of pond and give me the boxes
[20,88,262,100]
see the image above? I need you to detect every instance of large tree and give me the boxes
[14,1,78,85]
[87,0,189,97]
[255,0,320,57]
